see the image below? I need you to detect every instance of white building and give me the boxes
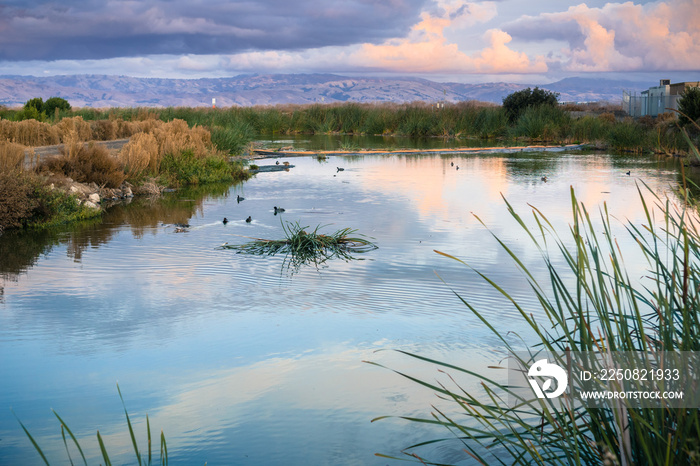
[623,79,700,117]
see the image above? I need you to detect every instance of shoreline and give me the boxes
[250,143,587,159]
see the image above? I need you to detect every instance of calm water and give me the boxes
[0,149,688,465]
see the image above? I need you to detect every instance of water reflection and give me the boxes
[0,150,692,465]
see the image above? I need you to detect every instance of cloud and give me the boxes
[505,0,700,72]
[215,5,547,75]
[0,0,428,61]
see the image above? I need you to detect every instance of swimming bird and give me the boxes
[456,165,460,170]
[626,171,631,176]
[450,162,454,166]
[276,160,280,165]
[541,176,548,182]
[283,161,290,166]
[337,167,345,172]
[274,206,286,215]
[245,216,252,223]
[237,195,245,203]
[223,217,229,224]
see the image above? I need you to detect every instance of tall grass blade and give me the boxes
[117,383,141,465]
[53,410,88,466]
[160,430,168,466]
[12,409,50,466]
[96,430,112,466]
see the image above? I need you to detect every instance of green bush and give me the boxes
[503,87,560,123]
[0,172,98,230]
[158,149,246,186]
[14,105,46,122]
[678,86,700,127]
[0,172,38,230]
[43,96,71,116]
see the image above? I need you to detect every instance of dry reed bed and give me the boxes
[0,141,26,172]
[0,116,164,147]
[118,119,218,177]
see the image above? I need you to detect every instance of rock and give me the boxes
[123,186,133,198]
[82,200,100,209]
[88,193,100,204]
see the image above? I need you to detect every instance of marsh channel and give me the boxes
[0,135,695,464]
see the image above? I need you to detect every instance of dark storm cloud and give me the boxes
[0,0,429,61]
[503,16,586,49]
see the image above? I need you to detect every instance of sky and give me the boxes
[0,0,698,84]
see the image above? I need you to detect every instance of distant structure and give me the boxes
[623,79,700,117]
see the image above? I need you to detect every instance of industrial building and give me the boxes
[623,79,700,117]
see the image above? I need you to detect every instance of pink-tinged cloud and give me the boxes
[355,11,548,74]
[507,0,700,72]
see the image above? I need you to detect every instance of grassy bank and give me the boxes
[0,119,251,231]
[2,101,697,155]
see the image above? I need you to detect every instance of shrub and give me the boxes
[0,172,97,230]
[24,97,44,113]
[0,172,38,230]
[43,96,71,115]
[678,86,700,126]
[13,105,46,122]
[503,87,560,123]
[38,142,126,188]
[158,149,232,186]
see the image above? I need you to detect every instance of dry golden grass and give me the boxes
[0,141,26,173]
[90,119,118,141]
[55,116,92,142]
[118,119,218,177]
[598,112,617,123]
[119,132,160,177]
[61,130,84,159]
[40,141,126,188]
[0,119,60,146]
[152,119,213,159]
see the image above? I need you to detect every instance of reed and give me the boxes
[0,119,60,146]
[0,140,26,173]
[15,384,168,466]
[119,132,161,177]
[371,176,700,464]
[55,116,93,142]
[607,119,651,153]
[511,104,571,141]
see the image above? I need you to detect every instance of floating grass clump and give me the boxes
[222,221,377,270]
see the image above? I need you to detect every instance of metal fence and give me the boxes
[623,91,681,117]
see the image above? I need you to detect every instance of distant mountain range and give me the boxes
[0,74,649,108]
